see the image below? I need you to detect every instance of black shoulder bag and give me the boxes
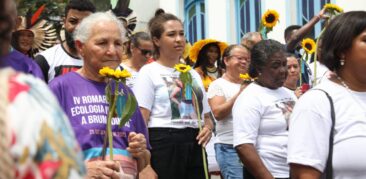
[315,89,335,179]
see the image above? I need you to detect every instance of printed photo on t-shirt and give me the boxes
[275,99,296,129]
[161,75,204,120]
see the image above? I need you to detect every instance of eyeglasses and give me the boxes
[136,47,153,56]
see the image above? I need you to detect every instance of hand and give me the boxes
[127,132,147,159]
[86,160,120,179]
[196,126,212,147]
[318,7,329,20]
[139,165,158,179]
[294,87,303,98]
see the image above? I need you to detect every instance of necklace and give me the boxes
[206,66,217,73]
[336,75,366,110]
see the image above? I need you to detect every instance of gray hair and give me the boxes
[73,12,126,43]
[241,32,261,41]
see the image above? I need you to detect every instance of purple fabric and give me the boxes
[49,72,150,155]
[0,50,44,80]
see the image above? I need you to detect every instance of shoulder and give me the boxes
[208,78,224,88]
[38,44,60,57]
[194,67,204,75]
[49,72,78,88]
[139,62,158,73]
[10,50,34,63]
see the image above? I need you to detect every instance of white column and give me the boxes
[335,0,366,11]
[262,0,288,43]
[130,0,160,32]
[206,0,230,43]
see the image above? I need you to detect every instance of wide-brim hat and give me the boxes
[189,39,228,63]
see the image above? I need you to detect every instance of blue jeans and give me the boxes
[215,143,243,179]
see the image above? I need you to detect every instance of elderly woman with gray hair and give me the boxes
[49,12,156,179]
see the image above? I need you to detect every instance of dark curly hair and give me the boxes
[65,0,96,17]
[249,39,285,78]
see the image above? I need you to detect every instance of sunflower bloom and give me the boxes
[324,3,343,13]
[119,69,132,78]
[262,9,280,28]
[174,64,191,73]
[99,67,113,77]
[301,38,316,54]
[239,73,251,80]
[106,69,115,78]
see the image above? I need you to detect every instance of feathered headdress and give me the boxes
[111,0,137,38]
[15,4,57,55]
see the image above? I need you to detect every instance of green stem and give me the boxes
[299,59,303,86]
[192,90,209,179]
[107,80,118,160]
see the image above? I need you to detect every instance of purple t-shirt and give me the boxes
[0,50,44,80]
[49,72,149,176]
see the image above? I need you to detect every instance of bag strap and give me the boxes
[313,89,335,179]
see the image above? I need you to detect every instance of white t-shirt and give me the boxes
[207,78,241,144]
[309,61,330,86]
[288,78,366,179]
[37,44,82,82]
[233,83,296,178]
[120,63,139,89]
[133,62,210,128]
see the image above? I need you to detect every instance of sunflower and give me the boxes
[114,69,131,79]
[262,9,280,28]
[239,73,251,80]
[189,39,228,63]
[174,64,191,73]
[301,38,316,54]
[99,67,114,77]
[239,73,257,83]
[324,3,343,13]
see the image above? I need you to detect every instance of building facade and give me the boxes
[112,0,366,44]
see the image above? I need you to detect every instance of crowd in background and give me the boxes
[1,0,366,178]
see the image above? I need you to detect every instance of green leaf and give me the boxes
[115,93,126,119]
[119,91,137,128]
[105,83,111,103]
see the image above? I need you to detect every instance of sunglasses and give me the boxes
[136,47,153,56]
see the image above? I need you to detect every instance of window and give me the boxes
[184,0,205,44]
[297,0,331,38]
[235,0,262,42]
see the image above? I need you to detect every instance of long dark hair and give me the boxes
[321,11,366,71]
[193,43,223,77]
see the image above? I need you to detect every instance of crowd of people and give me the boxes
[1,0,366,178]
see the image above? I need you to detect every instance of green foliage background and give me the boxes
[16,0,111,18]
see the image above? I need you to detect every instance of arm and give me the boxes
[209,84,246,120]
[286,8,327,52]
[126,132,153,171]
[236,144,274,179]
[290,163,321,179]
[196,112,214,147]
[138,151,158,179]
[34,55,50,82]
[139,107,151,125]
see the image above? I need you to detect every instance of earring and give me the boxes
[340,57,345,66]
